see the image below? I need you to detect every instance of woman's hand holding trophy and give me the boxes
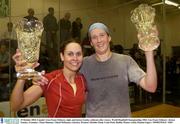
[12,49,39,74]
[131,4,160,51]
[12,49,48,85]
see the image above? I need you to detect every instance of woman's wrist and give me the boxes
[17,79,26,84]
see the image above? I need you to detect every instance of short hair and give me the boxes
[28,8,34,13]
[48,7,54,12]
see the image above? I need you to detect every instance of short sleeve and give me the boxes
[40,73,52,96]
[127,57,146,84]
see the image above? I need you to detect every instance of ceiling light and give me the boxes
[152,0,180,10]
[152,2,163,6]
[165,0,179,7]
[152,0,179,7]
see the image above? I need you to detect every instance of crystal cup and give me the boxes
[131,4,160,51]
[15,19,44,79]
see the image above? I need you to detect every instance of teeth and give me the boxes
[71,62,79,66]
[97,44,103,47]
[97,44,104,47]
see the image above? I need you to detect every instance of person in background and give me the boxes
[1,22,17,56]
[129,43,146,70]
[72,17,83,41]
[0,0,9,17]
[81,33,94,57]
[43,7,58,67]
[3,22,17,41]
[59,12,71,45]
[10,39,86,117]
[80,22,158,117]
[0,44,9,73]
[113,44,124,54]
[24,8,38,21]
[0,44,10,101]
[129,43,139,59]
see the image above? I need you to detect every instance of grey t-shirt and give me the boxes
[80,53,145,117]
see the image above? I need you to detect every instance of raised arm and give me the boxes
[139,51,157,92]
[10,79,43,111]
[138,26,158,93]
[10,49,47,112]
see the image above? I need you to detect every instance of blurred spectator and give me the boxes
[129,43,138,59]
[59,12,71,45]
[129,43,145,70]
[3,22,17,41]
[114,44,124,54]
[81,33,94,56]
[166,56,180,99]
[166,56,177,76]
[0,0,9,17]
[81,33,90,46]
[0,44,10,101]
[176,57,180,74]
[110,41,114,51]
[24,8,38,21]
[2,22,17,55]
[0,44,9,73]
[43,7,58,67]
[72,17,83,40]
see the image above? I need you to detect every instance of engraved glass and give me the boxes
[131,4,160,51]
[15,19,43,79]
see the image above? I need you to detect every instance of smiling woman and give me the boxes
[10,38,87,117]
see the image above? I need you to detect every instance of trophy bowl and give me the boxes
[131,4,160,51]
[15,19,44,80]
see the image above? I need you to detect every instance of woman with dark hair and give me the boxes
[10,39,86,117]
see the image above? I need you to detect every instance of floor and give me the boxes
[130,90,180,117]
[132,104,180,117]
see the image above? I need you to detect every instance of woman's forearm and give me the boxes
[10,79,26,111]
[145,51,157,92]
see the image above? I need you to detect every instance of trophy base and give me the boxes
[16,69,41,80]
[138,35,160,51]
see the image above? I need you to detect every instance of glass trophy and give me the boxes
[15,19,44,79]
[131,4,160,51]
